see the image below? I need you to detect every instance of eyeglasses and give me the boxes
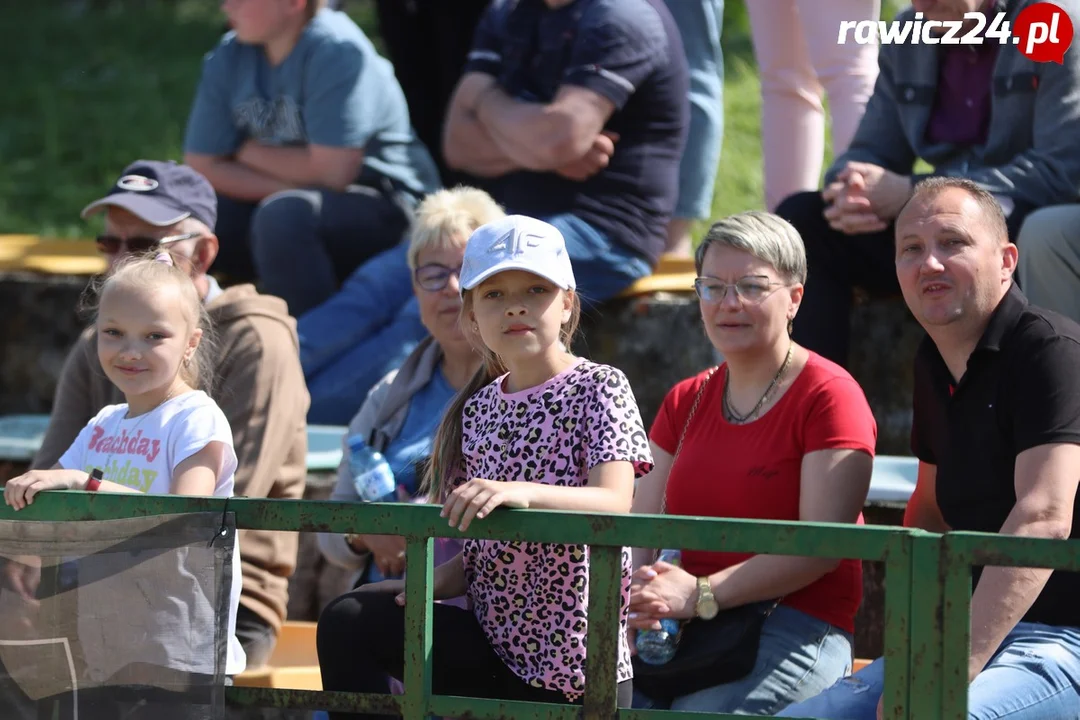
[694,276,787,304]
[95,231,201,255]
[414,263,462,292]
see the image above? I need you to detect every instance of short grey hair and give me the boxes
[694,211,807,284]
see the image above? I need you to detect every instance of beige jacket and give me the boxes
[33,283,310,633]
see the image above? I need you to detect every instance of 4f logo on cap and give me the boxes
[488,229,541,257]
[116,175,160,192]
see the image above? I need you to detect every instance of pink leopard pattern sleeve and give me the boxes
[454,359,653,700]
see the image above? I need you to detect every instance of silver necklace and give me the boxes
[723,344,794,424]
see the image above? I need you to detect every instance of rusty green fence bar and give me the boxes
[939,531,1080,720]
[907,534,945,720]
[944,531,1080,572]
[881,532,915,720]
[6,492,1077,719]
[402,536,434,720]
[583,545,623,719]
[0,491,901,560]
[940,543,971,720]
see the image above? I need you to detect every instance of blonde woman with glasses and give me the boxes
[315,187,502,589]
[628,211,877,714]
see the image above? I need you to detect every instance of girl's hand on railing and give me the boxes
[4,469,91,510]
[441,478,532,532]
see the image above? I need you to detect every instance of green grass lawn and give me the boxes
[0,0,901,241]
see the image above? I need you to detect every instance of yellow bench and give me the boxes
[234,620,322,690]
[0,234,106,275]
[618,253,696,298]
[0,235,697,297]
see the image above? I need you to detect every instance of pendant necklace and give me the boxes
[723,343,794,424]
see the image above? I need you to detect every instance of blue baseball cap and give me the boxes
[80,160,217,229]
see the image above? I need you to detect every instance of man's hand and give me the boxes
[555,131,619,181]
[823,161,912,234]
[823,169,889,235]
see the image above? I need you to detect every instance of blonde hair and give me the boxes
[407,187,506,271]
[419,288,581,502]
[86,251,217,395]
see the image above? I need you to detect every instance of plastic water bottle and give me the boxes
[347,435,396,502]
[635,549,682,665]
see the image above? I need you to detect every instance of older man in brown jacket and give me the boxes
[32,160,310,670]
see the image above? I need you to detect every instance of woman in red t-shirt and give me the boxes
[628,211,877,715]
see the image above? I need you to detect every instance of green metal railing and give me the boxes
[1,491,1079,719]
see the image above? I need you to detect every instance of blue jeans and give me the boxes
[297,242,427,425]
[633,605,853,714]
[540,214,652,306]
[776,622,1080,719]
[663,0,724,220]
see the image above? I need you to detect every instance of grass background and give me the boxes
[0,0,902,240]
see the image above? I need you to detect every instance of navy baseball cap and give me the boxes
[80,160,217,229]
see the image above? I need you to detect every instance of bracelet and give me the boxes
[85,469,103,492]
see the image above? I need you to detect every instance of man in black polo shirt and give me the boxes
[442,0,689,305]
[778,177,1080,719]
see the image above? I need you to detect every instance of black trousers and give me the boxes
[316,590,632,720]
[211,181,412,315]
[774,190,1036,367]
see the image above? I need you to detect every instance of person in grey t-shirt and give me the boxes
[184,0,441,317]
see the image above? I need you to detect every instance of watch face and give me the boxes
[699,599,719,620]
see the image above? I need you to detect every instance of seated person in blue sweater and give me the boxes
[299,186,505,425]
[183,0,441,317]
[315,188,490,581]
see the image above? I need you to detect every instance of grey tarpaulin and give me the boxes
[0,511,235,719]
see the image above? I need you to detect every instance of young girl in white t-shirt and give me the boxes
[3,251,246,678]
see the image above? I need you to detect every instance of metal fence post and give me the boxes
[906,533,946,720]
[939,535,972,719]
[402,536,434,720]
[881,531,915,720]
[583,545,622,719]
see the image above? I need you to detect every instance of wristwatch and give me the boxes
[695,577,719,620]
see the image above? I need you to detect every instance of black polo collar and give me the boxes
[922,282,1027,392]
[974,282,1028,354]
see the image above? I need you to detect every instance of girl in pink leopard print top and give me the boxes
[317,216,653,715]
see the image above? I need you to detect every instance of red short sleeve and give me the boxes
[803,376,878,455]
